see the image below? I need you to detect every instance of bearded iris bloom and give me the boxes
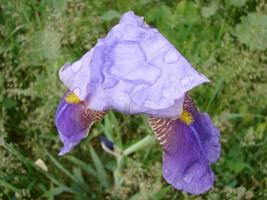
[55,11,220,194]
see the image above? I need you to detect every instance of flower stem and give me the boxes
[123,135,156,156]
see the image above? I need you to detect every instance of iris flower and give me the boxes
[55,11,220,194]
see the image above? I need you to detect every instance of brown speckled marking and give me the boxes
[183,92,194,109]
[148,93,195,149]
[83,108,107,122]
[148,116,173,149]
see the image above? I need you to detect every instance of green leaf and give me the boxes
[72,167,86,184]
[145,3,172,26]
[0,75,3,102]
[226,160,251,174]
[0,179,20,192]
[99,111,122,147]
[3,143,70,189]
[41,0,68,12]
[175,0,200,25]
[101,10,120,22]
[201,3,219,18]
[226,0,248,7]
[89,145,110,188]
[100,113,115,142]
[153,186,172,200]
[42,186,73,198]
[235,13,267,50]
[206,78,224,112]
[28,28,61,65]
[66,156,96,177]
[2,98,17,109]
[43,148,77,182]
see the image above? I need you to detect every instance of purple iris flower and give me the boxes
[55,11,220,194]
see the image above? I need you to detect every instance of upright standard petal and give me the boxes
[59,49,94,101]
[55,92,106,155]
[149,95,220,194]
[58,11,209,118]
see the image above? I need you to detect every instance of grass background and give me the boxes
[0,0,267,199]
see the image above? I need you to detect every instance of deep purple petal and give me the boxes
[185,96,221,163]
[55,94,93,155]
[162,121,215,194]
[149,96,220,194]
[191,112,220,163]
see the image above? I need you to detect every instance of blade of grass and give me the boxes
[100,112,117,141]
[42,186,73,198]
[206,77,224,112]
[72,167,91,191]
[0,179,20,192]
[89,145,110,188]
[109,112,123,147]
[219,113,267,121]
[2,142,72,190]
[66,155,96,177]
[99,112,123,147]
[99,123,114,142]
[42,147,77,182]
[153,186,172,200]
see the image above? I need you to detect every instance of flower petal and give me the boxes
[162,121,215,194]
[55,92,106,155]
[184,95,221,163]
[58,49,94,101]
[58,11,209,118]
[148,96,220,194]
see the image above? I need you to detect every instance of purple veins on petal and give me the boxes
[57,11,209,118]
[59,49,94,101]
[149,95,220,194]
[55,92,106,155]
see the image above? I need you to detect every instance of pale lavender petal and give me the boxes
[58,11,209,117]
[59,49,94,101]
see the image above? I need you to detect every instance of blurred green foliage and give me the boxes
[0,0,267,199]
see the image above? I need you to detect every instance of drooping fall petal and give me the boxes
[55,92,106,155]
[149,95,220,194]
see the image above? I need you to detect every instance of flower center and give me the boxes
[181,110,193,125]
[65,92,81,104]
